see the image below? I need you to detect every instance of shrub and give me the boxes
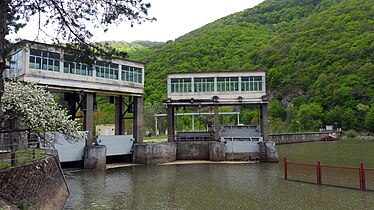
[345,129,357,138]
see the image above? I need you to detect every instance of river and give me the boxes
[64,140,374,209]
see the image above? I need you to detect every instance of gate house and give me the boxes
[7,40,145,169]
[165,71,276,161]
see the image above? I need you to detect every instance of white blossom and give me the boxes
[2,81,85,144]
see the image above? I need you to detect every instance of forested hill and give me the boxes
[117,0,374,132]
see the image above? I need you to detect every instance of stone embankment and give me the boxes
[269,132,342,144]
[0,154,69,209]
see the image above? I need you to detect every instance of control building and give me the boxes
[7,40,145,169]
[164,71,277,161]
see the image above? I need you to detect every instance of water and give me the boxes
[64,140,374,210]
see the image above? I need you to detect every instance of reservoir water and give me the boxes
[64,140,374,209]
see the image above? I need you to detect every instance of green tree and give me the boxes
[269,100,287,120]
[296,102,323,131]
[365,105,374,133]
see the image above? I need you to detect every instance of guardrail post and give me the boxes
[284,157,288,180]
[360,162,366,191]
[317,160,322,185]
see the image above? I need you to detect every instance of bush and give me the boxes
[344,129,357,138]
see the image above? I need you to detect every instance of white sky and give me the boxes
[10,0,264,43]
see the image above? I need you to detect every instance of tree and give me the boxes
[365,105,374,133]
[296,102,323,131]
[0,0,155,122]
[2,81,83,143]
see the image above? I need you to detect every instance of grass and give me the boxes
[144,135,167,140]
[0,149,45,169]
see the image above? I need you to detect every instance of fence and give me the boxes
[0,136,44,169]
[284,157,374,191]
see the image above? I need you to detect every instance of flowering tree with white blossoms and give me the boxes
[1,80,84,144]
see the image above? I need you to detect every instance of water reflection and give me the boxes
[64,141,374,210]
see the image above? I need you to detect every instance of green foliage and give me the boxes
[296,102,323,131]
[365,105,374,133]
[344,129,358,138]
[269,100,287,120]
[269,117,289,134]
[0,149,44,169]
[110,0,374,133]
[240,108,259,125]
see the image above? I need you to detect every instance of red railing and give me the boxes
[284,157,374,191]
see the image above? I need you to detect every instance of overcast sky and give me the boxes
[10,0,264,43]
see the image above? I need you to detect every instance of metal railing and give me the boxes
[0,136,45,169]
[284,157,374,191]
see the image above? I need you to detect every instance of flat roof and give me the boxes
[168,70,266,76]
[11,40,146,65]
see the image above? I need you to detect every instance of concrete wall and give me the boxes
[209,142,226,161]
[269,132,341,144]
[225,152,260,161]
[0,155,69,209]
[84,145,107,170]
[176,142,210,160]
[133,143,176,164]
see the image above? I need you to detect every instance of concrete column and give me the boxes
[83,92,94,146]
[155,116,158,136]
[214,105,220,141]
[260,103,269,142]
[115,96,124,135]
[84,145,107,170]
[133,96,144,143]
[192,114,195,132]
[167,105,175,142]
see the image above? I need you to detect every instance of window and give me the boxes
[171,78,192,93]
[29,49,60,72]
[194,77,214,92]
[10,50,23,77]
[241,76,263,91]
[217,77,239,92]
[96,61,119,79]
[63,55,92,76]
[121,65,142,83]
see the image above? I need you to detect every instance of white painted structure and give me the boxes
[8,40,144,95]
[167,71,266,103]
[96,124,116,136]
[40,133,134,162]
[40,132,86,162]
[8,41,145,163]
[220,125,263,155]
[97,135,134,156]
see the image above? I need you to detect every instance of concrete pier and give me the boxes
[133,143,176,164]
[259,141,278,162]
[84,145,107,170]
[209,142,226,161]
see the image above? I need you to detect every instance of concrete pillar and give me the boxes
[209,142,225,161]
[167,105,175,142]
[133,96,144,143]
[115,96,124,135]
[259,141,278,162]
[260,103,269,142]
[83,92,94,146]
[84,145,107,170]
[214,105,220,141]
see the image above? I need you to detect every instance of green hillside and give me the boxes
[114,0,374,133]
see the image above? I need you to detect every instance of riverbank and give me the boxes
[0,155,69,210]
